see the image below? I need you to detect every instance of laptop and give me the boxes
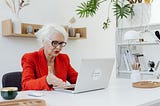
[54,58,115,93]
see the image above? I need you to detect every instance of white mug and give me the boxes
[131,70,141,83]
[76,33,80,38]
[26,26,33,34]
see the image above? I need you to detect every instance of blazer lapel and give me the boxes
[38,48,48,76]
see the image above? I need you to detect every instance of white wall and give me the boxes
[150,0,160,24]
[0,0,116,87]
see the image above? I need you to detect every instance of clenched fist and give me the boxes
[46,66,66,88]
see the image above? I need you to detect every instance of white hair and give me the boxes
[35,24,68,43]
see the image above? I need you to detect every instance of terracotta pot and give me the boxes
[138,0,142,3]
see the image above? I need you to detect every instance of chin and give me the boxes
[53,53,59,57]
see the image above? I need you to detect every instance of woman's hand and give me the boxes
[46,66,66,88]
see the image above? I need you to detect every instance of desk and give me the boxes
[1,79,160,106]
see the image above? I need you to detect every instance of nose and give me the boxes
[56,45,62,49]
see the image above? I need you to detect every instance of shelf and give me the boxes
[119,70,155,75]
[117,23,160,30]
[2,33,36,38]
[68,37,86,40]
[66,27,87,39]
[1,19,42,37]
[21,23,42,35]
[117,41,159,46]
[68,36,80,40]
[116,23,160,79]
[2,19,87,40]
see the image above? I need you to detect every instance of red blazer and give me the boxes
[21,48,78,90]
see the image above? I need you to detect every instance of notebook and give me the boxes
[54,58,115,93]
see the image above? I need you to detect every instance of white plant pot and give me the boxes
[12,14,21,34]
[131,3,151,26]
[118,3,151,28]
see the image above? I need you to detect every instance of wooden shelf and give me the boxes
[74,27,87,39]
[2,19,87,39]
[1,19,42,38]
[21,23,42,35]
[3,33,36,38]
[68,36,86,40]
[65,26,87,39]
[68,37,80,40]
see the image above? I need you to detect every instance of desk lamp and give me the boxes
[123,30,139,44]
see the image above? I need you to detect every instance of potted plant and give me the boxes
[4,0,30,34]
[76,0,134,29]
[76,0,152,29]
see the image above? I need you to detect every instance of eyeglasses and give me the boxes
[48,39,67,48]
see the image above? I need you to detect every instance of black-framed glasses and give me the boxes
[48,39,67,48]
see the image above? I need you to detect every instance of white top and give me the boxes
[1,79,160,106]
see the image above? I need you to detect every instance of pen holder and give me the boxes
[131,70,141,83]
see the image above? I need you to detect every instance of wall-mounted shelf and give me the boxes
[2,19,87,40]
[2,34,35,38]
[2,19,42,38]
[64,26,87,40]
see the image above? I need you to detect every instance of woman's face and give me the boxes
[43,32,66,57]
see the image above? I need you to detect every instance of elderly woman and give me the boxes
[21,24,78,90]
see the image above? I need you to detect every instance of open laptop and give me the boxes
[54,58,115,93]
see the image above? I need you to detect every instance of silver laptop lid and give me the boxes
[74,58,114,93]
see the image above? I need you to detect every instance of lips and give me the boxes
[54,51,60,54]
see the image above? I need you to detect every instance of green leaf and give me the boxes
[76,0,106,18]
[113,2,134,19]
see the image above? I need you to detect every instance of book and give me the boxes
[123,54,131,71]
[124,50,135,71]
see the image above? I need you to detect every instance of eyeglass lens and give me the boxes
[51,41,67,47]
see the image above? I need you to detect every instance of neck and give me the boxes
[44,49,55,65]
[47,56,55,63]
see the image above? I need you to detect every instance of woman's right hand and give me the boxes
[46,66,66,88]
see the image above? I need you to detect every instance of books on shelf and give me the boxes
[123,50,135,71]
[123,54,131,71]
[123,49,148,71]
[138,56,148,71]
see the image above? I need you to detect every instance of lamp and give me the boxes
[123,30,140,44]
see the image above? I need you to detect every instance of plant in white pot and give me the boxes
[76,0,153,29]
[129,0,153,27]
[76,0,134,29]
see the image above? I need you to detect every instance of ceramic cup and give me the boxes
[1,87,18,100]
[76,33,80,38]
[26,26,33,34]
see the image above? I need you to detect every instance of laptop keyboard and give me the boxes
[64,84,75,91]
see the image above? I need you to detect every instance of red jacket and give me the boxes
[21,48,78,90]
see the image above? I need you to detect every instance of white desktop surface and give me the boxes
[1,79,160,106]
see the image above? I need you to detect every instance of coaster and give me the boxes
[132,81,160,88]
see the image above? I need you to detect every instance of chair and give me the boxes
[2,72,22,91]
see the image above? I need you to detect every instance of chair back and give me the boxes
[2,72,22,91]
